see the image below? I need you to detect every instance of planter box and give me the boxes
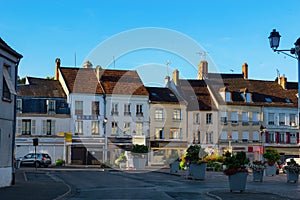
[170,161,180,174]
[252,170,264,182]
[286,171,299,183]
[119,162,127,169]
[189,163,207,180]
[133,157,146,169]
[265,164,276,176]
[228,172,248,192]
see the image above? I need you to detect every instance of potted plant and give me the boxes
[115,153,127,169]
[263,148,281,176]
[131,144,148,169]
[165,151,180,174]
[223,151,250,192]
[249,160,265,182]
[185,145,208,180]
[283,158,300,183]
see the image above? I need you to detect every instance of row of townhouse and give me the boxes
[15,58,300,166]
[0,38,22,187]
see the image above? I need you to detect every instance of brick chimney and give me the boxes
[242,62,248,79]
[55,58,60,80]
[197,60,208,80]
[279,75,287,89]
[172,70,179,86]
[165,75,170,87]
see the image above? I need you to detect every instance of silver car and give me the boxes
[18,153,52,168]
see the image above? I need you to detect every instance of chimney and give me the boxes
[197,60,208,80]
[96,65,103,81]
[279,75,287,89]
[165,75,170,87]
[55,58,61,80]
[242,62,248,79]
[83,60,93,68]
[173,69,179,86]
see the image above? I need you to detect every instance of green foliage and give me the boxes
[223,151,250,175]
[55,158,65,166]
[17,76,26,84]
[115,153,127,166]
[185,145,208,164]
[131,144,149,153]
[263,148,281,164]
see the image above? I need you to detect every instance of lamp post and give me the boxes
[268,29,300,127]
[103,117,108,162]
[259,125,266,161]
[228,134,232,153]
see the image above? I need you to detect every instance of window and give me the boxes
[2,65,16,101]
[92,101,99,115]
[111,103,118,115]
[22,119,31,135]
[123,122,131,135]
[242,112,248,125]
[268,132,275,143]
[75,121,83,135]
[279,113,285,126]
[75,101,83,115]
[252,112,259,125]
[220,111,228,124]
[194,113,200,124]
[193,131,201,144]
[124,104,131,116]
[231,131,239,142]
[220,131,228,142]
[136,104,143,116]
[112,122,118,135]
[173,109,182,121]
[16,99,22,113]
[290,114,296,126]
[265,97,272,103]
[154,108,164,120]
[245,93,252,102]
[46,120,52,135]
[170,128,181,139]
[206,132,213,144]
[206,113,212,124]
[155,128,164,139]
[252,131,259,142]
[242,131,249,142]
[268,113,275,125]
[231,112,238,124]
[225,92,231,102]
[135,122,143,135]
[279,133,285,143]
[47,100,56,113]
[290,133,297,144]
[92,121,99,135]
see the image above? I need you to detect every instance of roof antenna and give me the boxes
[166,60,171,76]
[74,52,77,67]
[113,56,116,69]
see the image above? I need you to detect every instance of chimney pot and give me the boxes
[242,62,248,79]
[197,60,208,80]
[55,58,61,80]
[172,70,179,86]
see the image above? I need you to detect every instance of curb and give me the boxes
[206,191,223,200]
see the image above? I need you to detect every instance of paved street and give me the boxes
[2,167,300,200]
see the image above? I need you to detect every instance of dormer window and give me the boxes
[285,98,291,103]
[47,100,56,114]
[265,97,272,103]
[240,88,252,103]
[219,87,231,102]
[245,93,252,102]
[225,91,231,102]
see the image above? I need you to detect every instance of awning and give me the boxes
[3,68,16,95]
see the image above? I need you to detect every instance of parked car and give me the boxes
[17,153,52,168]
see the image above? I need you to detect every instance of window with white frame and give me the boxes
[268,113,275,125]
[220,131,228,141]
[92,101,100,115]
[231,131,239,142]
[252,112,260,125]
[242,112,248,124]
[231,112,238,124]
[206,132,213,144]
[123,122,131,135]
[154,108,164,120]
[75,120,83,135]
[47,100,56,113]
[268,132,275,143]
[279,113,285,126]
[75,101,83,115]
[155,128,164,139]
[194,113,200,124]
[225,92,231,102]
[290,114,296,126]
[206,113,213,124]
[135,122,143,135]
[242,131,249,142]
[170,128,181,139]
[16,99,22,113]
[136,104,143,116]
[290,133,297,144]
[124,104,131,116]
[92,121,99,135]
[252,131,259,142]
[42,119,55,135]
[22,119,31,135]
[173,108,182,121]
[111,121,118,135]
[245,93,252,102]
[111,103,118,115]
[279,132,285,143]
[220,111,228,124]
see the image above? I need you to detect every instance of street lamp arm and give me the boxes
[274,50,298,60]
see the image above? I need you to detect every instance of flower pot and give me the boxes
[228,172,248,192]
[133,157,146,169]
[170,161,180,174]
[189,163,207,180]
[265,164,276,176]
[119,162,127,169]
[252,170,264,182]
[286,171,299,183]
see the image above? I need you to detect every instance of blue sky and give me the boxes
[2,1,300,86]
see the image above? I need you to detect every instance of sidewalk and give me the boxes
[0,168,70,200]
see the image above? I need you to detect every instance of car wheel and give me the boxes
[34,161,40,168]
